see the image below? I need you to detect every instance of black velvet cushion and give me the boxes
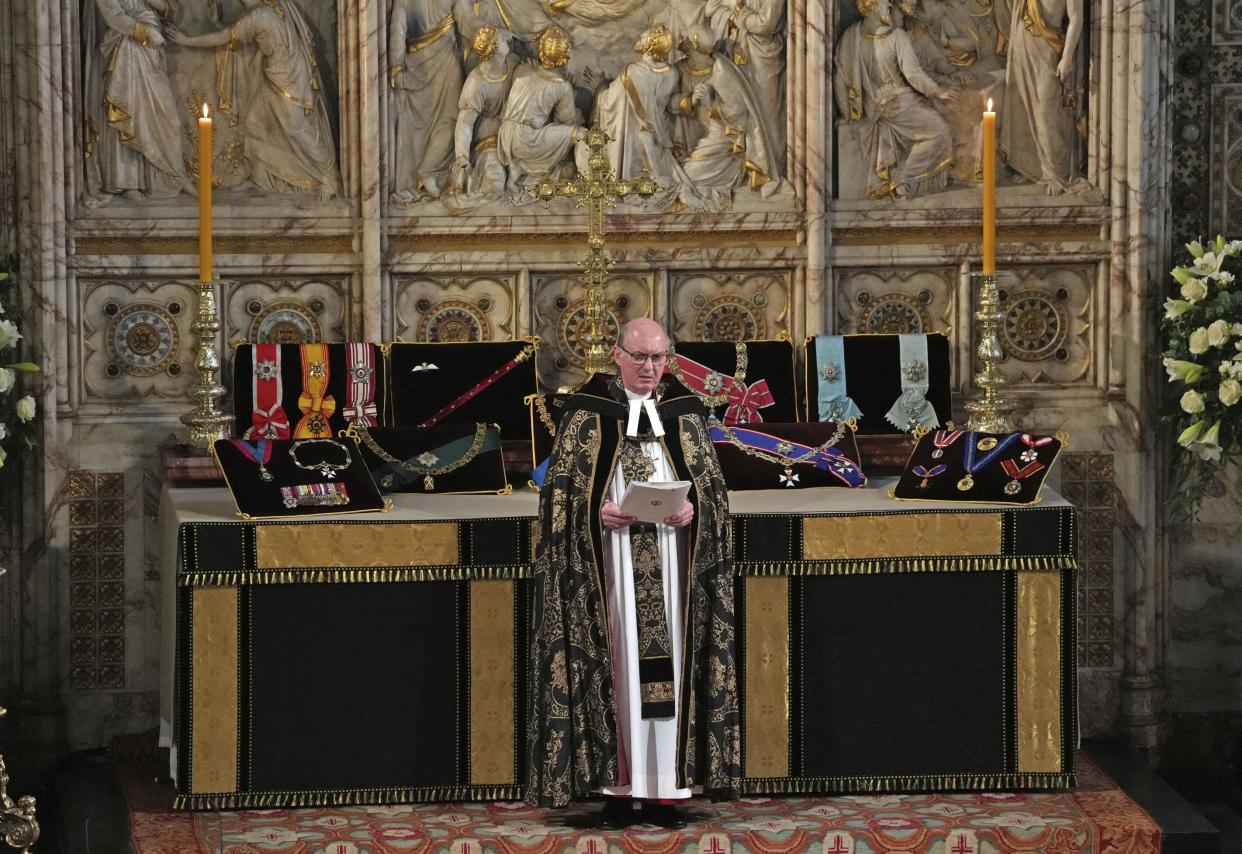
[388,341,539,441]
[802,334,952,434]
[710,422,866,490]
[214,438,387,518]
[348,424,509,494]
[892,429,1063,504]
[232,343,387,439]
[669,340,799,423]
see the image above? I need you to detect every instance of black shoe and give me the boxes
[643,803,689,830]
[597,797,636,830]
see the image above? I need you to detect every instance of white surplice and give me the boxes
[600,388,692,800]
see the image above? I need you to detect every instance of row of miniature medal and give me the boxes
[913,431,1051,495]
[231,437,353,508]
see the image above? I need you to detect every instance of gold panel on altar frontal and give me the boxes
[802,513,1002,561]
[470,580,516,785]
[744,576,790,779]
[191,587,239,794]
[255,523,458,569]
[1016,571,1063,773]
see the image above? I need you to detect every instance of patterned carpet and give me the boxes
[117,740,1159,853]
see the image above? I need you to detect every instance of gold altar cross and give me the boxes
[536,128,659,375]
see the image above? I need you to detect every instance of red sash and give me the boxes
[244,344,291,439]
[673,353,775,424]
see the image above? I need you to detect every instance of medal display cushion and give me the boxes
[527,392,572,489]
[213,438,388,519]
[892,430,1063,504]
[709,421,867,490]
[388,341,538,442]
[668,339,798,424]
[347,423,509,494]
[232,343,387,440]
[802,334,952,434]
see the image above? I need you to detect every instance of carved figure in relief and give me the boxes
[678,24,786,210]
[1000,0,1085,194]
[389,0,465,205]
[172,0,340,199]
[496,27,587,198]
[590,25,688,194]
[833,0,957,199]
[83,0,191,203]
[705,0,786,176]
[444,26,517,208]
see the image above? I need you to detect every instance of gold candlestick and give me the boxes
[964,271,1016,432]
[536,128,659,376]
[180,281,232,449]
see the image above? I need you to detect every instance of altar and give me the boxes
[159,479,1078,810]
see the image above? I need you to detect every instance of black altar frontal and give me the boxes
[160,483,1078,811]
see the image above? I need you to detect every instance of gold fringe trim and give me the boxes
[739,555,1078,576]
[180,565,531,586]
[741,772,1075,795]
[174,784,525,811]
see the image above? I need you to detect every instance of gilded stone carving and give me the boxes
[670,270,790,342]
[531,272,653,390]
[993,266,1092,385]
[222,278,349,347]
[80,279,199,404]
[834,267,954,335]
[393,274,518,341]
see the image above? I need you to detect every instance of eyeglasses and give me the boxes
[617,345,669,367]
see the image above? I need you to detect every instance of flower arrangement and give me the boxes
[1162,236,1242,516]
[0,269,39,470]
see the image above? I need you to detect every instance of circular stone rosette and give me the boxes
[416,298,491,343]
[250,301,322,344]
[693,295,766,342]
[559,299,621,367]
[857,292,931,334]
[106,303,179,376]
[1000,288,1068,362]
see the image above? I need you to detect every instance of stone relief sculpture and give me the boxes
[679,24,787,209]
[385,0,793,213]
[496,26,587,198]
[834,0,958,199]
[1000,0,1086,194]
[833,0,1089,200]
[444,26,518,209]
[388,0,465,205]
[83,0,192,204]
[81,0,340,207]
[705,0,786,167]
[173,0,340,199]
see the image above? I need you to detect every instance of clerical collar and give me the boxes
[622,385,665,438]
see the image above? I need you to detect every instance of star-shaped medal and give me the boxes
[308,361,326,379]
[903,359,927,382]
[820,363,840,382]
[416,451,440,467]
[256,359,279,381]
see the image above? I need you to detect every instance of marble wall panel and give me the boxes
[1212,0,1242,45]
[994,265,1093,386]
[222,277,350,347]
[669,270,792,343]
[77,278,201,407]
[392,274,519,342]
[833,266,956,335]
[531,272,654,391]
[67,471,126,691]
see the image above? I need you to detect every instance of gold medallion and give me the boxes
[957,474,975,491]
[1003,479,1021,495]
[977,437,998,451]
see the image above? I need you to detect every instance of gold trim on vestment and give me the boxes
[802,512,1002,560]
[254,522,458,569]
[744,576,789,778]
[470,580,516,785]
[408,15,455,52]
[1018,0,1066,53]
[190,587,239,795]
[1016,570,1063,773]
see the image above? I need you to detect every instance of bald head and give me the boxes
[612,318,670,395]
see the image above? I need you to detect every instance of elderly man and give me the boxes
[526,318,739,829]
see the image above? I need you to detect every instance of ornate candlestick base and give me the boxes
[965,271,1016,433]
[180,281,232,449]
[0,752,39,854]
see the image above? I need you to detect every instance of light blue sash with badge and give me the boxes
[884,334,939,431]
[815,335,863,422]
